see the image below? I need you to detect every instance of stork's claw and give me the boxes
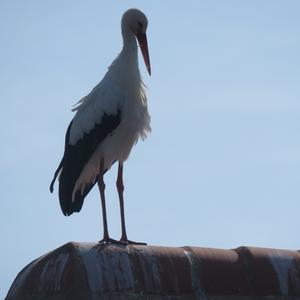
[99,237,124,245]
[119,239,147,245]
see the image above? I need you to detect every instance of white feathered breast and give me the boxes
[69,70,151,199]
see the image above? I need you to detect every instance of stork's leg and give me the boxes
[117,163,128,241]
[117,162,147,245]
[98,158,119,244]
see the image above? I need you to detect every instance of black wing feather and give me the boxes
[50,111,121,216]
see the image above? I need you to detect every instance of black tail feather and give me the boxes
[59,174,98,216]
[49,157,64,193]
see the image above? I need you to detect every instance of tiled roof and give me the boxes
[6,242,300,299]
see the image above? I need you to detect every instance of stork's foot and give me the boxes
[119,239,147,245]
[99,237,124,245]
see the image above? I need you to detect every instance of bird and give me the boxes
[50,8,151,245]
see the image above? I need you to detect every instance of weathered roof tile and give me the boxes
[6,242,300,299]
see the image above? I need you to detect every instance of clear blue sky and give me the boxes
[1,0,300,297]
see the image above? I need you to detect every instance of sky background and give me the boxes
[1,0,300,297]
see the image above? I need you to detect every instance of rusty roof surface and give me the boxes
[6,242,300,300]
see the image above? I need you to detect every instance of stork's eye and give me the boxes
[138,21,143,30]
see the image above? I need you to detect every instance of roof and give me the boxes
[6,242,300,299]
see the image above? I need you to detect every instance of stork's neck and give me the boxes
[108,28,140,86]
[119,29,139,72]
[121,28,138,54]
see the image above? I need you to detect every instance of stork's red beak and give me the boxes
[136,33,151,76]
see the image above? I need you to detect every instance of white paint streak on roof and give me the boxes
[269,250,294,296]
[76,243,103,292]
[77,243,134,292]
[184,249,207,300]
[136,246,161,292]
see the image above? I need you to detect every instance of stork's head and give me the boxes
[122,8,151,75]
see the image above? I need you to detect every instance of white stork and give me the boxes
[50,8,151,245]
